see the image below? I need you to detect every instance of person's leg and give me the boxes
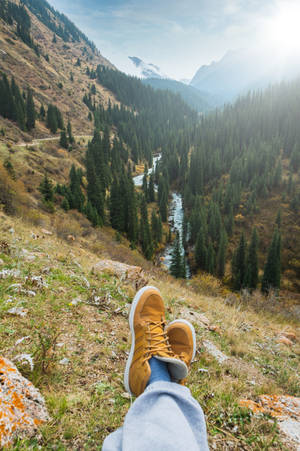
[102,286,209,451]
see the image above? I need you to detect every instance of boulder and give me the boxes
[0,357,49,448]
[180,308,210,328]
[277,336,294,347]
[203,340,229,364]
[92,259,148,289]
[239,395,300,448]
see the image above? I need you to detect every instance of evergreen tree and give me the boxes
[151,210,162,246]
[26,89,35,130]
[207,241,216,275]
[170,232,184,278]
[232,233,247,290]
[216,228,227,278]
[148,173,155,202]
[261,228,281,293]
[245,228,259,291]
[139,196,153,260]
[60,129,69,149]
[195,229,207,270]
[39,174,54,203]
[142,172,148,201]
[67,120,74,144]
[61,197,70,211]
[39,104,45,119]
[46,104,58,133]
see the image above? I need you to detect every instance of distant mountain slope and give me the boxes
[142,78,216,113]
[128,56,167,79]
[191,48,300,104]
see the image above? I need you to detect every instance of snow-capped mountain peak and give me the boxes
[128,56,168,79]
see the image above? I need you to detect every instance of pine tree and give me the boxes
[39,104,45,119]
[245,228,259,290]
[142,172,148,201]
[60,130,69,149]
[26,88,35,130]
[170,232,184,278]
[47,104,58,133]
[39,174,54,203]
[207,241,216,275]
[216,228,227,278]
[195,230,207,270]
[148,173,155,202]
[139,196,153,260]
[232,233,247,290]
[67,120,74,144]
[261,228,281,293]
[61,197,70,211]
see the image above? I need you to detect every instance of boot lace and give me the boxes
[142,320,174,363]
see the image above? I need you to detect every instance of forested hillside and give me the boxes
[158,81,300,291]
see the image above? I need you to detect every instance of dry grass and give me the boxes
[0,213,299,450]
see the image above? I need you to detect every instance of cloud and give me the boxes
[47,0,278,79]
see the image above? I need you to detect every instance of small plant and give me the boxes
[32,324,60,378]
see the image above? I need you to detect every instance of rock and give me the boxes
[26,275,48,289]
[203,340,229,364]
[279,331,297,342]
[67,234,75,241]
[7,307,28,317]
[41,228,52,236]
[239,395,300,448]
[0,357,49,448]
[209,325,221,334]
[21,249,36,262]
[20,249,36,262]
[277,336,293,347]
[180,308,210,328]
[92,259,149,289]
[59,358,70,365]
[0,269,21,279]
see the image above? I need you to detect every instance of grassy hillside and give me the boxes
[0,0,116,143]
[0,208,299,450]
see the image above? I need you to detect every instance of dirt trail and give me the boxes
[16,135,92,147]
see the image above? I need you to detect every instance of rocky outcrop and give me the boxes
[0,357,49,448]
[92,259,148,289]
[240,395,300,448]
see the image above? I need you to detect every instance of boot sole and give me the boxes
[167,319,197,362]
[124,285,161,395]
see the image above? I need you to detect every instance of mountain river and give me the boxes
[133,155,190,277]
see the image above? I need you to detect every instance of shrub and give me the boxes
[0,162,27,215]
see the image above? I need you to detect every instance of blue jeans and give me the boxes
[102,381,209,450]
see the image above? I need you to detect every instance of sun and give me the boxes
[264,2,300,57]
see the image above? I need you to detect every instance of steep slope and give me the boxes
[0,211,299,449]
[142,77,216,113]
[0,0,116,142]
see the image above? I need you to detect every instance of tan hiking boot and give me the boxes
[166,319,196,384]
[124,286,188,397]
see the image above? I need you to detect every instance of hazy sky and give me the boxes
[47,0,293,80]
